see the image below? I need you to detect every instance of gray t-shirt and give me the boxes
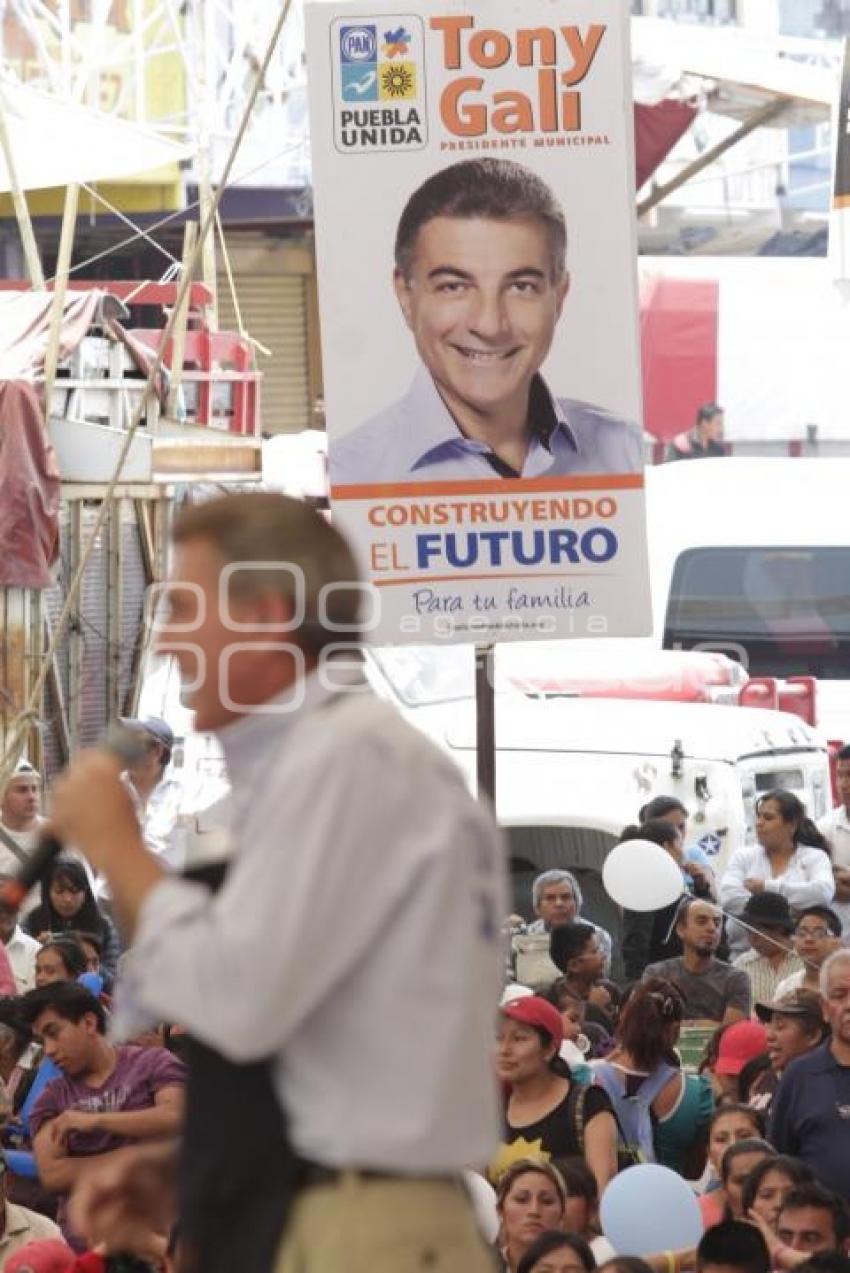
[643,956,752,1021]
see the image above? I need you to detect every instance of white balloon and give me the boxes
[602,839,685,911]
[463,1171,500,1245]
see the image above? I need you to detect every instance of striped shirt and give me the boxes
[732,949,804,1006]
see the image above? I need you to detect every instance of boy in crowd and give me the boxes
[19,983,185,1249]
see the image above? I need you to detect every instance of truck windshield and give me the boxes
[369,645,476,706]
[664,546,850,679]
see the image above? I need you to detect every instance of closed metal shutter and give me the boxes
[217,234,313,435]
[42,501,152,777]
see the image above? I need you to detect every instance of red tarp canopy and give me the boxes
[634,99,699,191]
[0,291,100,588]
[0,380,60,587]
[640,274,719,442]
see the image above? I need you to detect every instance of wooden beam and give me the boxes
[106,500,123,721]
[133,500,156,584]
[637,98,790,219]
[0,280,215,307]
[68,502,83,752]
[43,183,80,416]
[43,610,71,764]
[195,1,219,331]
[165,222,198,421]
[0,87,45,288]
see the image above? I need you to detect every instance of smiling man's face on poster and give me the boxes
[393,213,570,433]
[309,1,651,646]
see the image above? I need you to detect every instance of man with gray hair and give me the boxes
[526,869,612,967]
[512,869,611,989]
[770,949,850,1199]
[46,492,506,1273]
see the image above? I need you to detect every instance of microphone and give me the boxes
[0,724,149,912]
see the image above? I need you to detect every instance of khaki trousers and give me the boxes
[274,1173,494,1273]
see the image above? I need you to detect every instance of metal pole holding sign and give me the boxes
[475,643,495,803]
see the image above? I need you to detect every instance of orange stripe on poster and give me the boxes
[331,473,645,500]
[373,571,607,587]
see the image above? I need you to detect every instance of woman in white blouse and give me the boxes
[719,789,835,918]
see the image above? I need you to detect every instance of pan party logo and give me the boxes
[333,16,427,153]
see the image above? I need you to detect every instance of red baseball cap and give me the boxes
[714,1020,768,1076]
[5,1240,78,1273]
[500,995,564,1048]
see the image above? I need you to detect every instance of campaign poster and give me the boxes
[306,0,651,645]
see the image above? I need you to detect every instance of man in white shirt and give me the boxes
[48,493,506,1273]
[120,717,185,871]
[0,762,46,875]
[0,887,40,993]
[817,745,850,935]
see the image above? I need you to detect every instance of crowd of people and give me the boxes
[0,739,187,1272]
[1,684,850,1271]
[493,768,850,1273]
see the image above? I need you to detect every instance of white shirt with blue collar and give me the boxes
[330,368,643,485]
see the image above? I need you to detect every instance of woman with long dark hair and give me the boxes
[24,858,120,979]
[492,996,618,1198]
[591,978,713,1171]
[741,1155,814,1232]
[719,790,835,919]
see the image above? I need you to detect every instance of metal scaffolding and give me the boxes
[0,0,310,191]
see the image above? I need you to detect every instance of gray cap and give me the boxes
[119,716,174,752]
[754,988,823,1023]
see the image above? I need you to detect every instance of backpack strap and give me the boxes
[591,1062,679,1168]
[569,1077,639,1170]
[0,826,29,869]
[566,1081,589,1154]
[637,1063,680,1106]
